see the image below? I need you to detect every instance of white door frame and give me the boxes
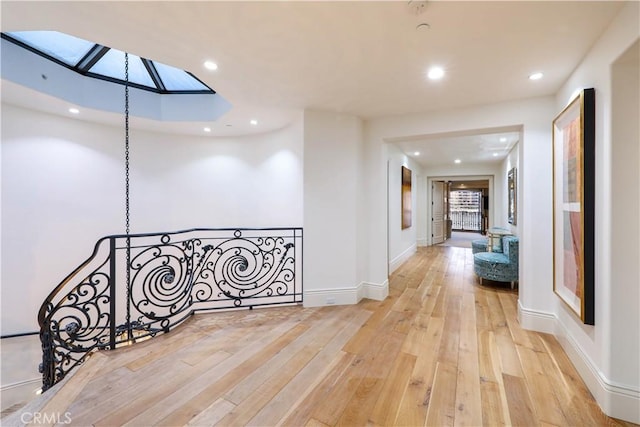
[431,181,445,244]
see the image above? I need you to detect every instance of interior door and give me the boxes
[432,181,445,244]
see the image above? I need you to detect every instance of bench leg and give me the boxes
[511,281,515,289]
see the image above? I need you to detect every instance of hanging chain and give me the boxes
[124,52,132,341]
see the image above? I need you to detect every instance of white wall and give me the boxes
[1,103,304,335]
[501,141,520,235]
[611,39,639,401]
[303,110,382,306]
[553,2,639,422]
[364,96,555,318]
[610,40,640,422]
[386,143,421,272]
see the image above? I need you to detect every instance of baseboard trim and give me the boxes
[303,279,389,308]
[389,243,417,274]
[360,280,389,301]
[517,300,556,334]
[519,303,640,424]
[1,378,41,412]
[1,377,41,392]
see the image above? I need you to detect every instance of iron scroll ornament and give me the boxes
[38,228,302,390]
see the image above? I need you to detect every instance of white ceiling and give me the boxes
[0,1,625,165]
[390,128,521,168]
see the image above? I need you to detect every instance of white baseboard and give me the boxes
[360,280,389,301]
[519,303,640,424]
[389,243,417,274]
[417,238,428,247]
[517,300,556,334]
[303,279,389,308]
[1,378,41,412]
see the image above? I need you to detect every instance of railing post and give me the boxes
[39,329,54,391]
[109,237,116,349]
[299,228,304,304]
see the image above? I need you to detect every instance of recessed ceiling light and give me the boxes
[454,159,461,164]
[529,72,543,81]
[204,61,218,71]
[250,119,258,126]
[414,151,420,156]
[427,66,445,80]
[499,137,507,142]
[203,127,211,132]
[68,107,79,114]
[493,153,499,157]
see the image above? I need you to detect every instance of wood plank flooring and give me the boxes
[4,246,635,426]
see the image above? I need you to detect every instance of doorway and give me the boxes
[450,190,482,232]
[427,177,492,246]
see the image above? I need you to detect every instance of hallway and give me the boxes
[5,246,631,426]
[437,231,484,249]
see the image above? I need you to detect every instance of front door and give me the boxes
[432,181,445,244]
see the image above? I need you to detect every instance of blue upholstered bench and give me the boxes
[471,239,489,254]
[471,238,504,254]
[473,235,519,288]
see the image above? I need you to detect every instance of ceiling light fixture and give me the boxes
[499,137,507,142]
[529,72,543,80]
[203,127,211,132]
[68,107,79,114]
[493,153,498,157]
[414,151,420,156]
[454,159,461,164]
[428,66,445,80]
[204,61,218,71]
[250,119,258,126]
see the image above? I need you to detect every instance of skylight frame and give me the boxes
[1,31,216,95]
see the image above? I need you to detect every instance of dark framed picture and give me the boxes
[508,167,517,225]
[552,88,595,325]
[401,166,412,229]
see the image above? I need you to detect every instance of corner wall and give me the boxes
[302,110,384,307]
[552,2,639,421]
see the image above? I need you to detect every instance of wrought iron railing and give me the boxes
[38,227,303,391]
[451,211,482,231]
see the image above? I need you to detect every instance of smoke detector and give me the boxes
[407,0,429,15]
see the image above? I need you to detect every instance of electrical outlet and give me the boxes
[326,297,336,305]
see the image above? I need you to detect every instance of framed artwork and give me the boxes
[401,166,412,229]
[508,167,517,225]
[552,88,595,325]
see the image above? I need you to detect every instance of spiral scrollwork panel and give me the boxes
[39,228,302,391]
[40,259,112,387]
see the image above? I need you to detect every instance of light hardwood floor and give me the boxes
[6,246,635,426]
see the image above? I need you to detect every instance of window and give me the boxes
[1,30,215,94]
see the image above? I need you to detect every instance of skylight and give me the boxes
[1,30,215,94]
